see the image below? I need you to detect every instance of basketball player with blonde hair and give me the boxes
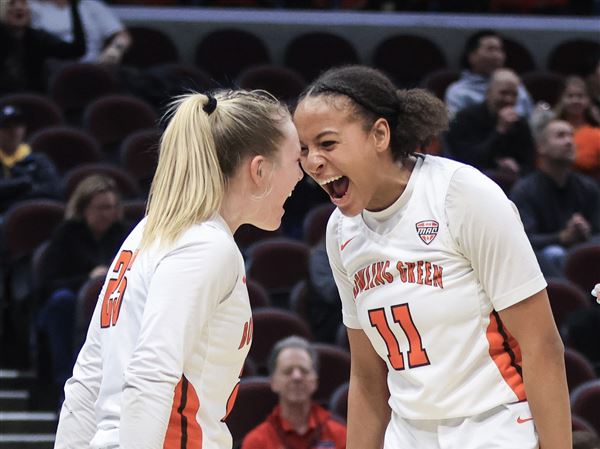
[54,90,304,449]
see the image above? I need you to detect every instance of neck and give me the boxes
[219,185,245,234]
[0,145,18,156]
[367,155,416,212]
[566,114,585,129]
[539,159,571,186]
[280,401,312,434]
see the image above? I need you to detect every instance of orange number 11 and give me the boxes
[368,304,430,371]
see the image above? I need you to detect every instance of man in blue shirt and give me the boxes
[445,30,533,118]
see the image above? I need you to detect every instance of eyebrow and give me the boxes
[299,129,339,145]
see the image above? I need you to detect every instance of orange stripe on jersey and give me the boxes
[486,311,526,401]
[164,375,203,449]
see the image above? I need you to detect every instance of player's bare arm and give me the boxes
[346,328,390,449]
[498,289,571,449]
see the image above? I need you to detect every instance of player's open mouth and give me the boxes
[320,175,349,199]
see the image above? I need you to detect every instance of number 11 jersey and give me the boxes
[326,155,547,420]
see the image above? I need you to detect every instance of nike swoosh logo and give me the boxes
[340,236,356,251]
[517,416,534,424]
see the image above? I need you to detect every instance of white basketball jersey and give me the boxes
[55,215,252,449]
[326,155,546,421]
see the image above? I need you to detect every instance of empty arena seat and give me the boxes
[284,32,359,83]
[122,26,179,68]
[237,65,306,105]
[28,126,103,174]
[195,29,270,84]
[249,308,313,370]
[373,34,446,88]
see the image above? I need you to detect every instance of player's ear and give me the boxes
[249,155,266,186]
[371,117,391,154]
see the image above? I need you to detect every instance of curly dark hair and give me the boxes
[297,65,448,161]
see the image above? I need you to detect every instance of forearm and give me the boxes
[522,341,571,449]
[120,375,175,449]
[100,30,131,64]
[528,232,562,250]
[346,366,390,449]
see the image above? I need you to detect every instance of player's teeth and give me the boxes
[319,175,342,186]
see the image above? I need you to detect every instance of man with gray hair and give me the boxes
[242,336,346,449]
[510,117,600,277]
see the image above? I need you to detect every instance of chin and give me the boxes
[255,219,281,232]
[337,201,363,218]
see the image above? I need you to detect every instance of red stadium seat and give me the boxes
[249,308,313,371]
[289,280,309,322]
[571,380,600,436]
[247,238,310,303]
[565,347,597,392]
[328,382,349,421]
[83,95,157,153]
[313,343,350,405]
[122,27,179,68]
[546,278,591,329]
[224,376,278,448]
[49,63,120,122]
[28,126,103,174]
[246,279,271,310]
[302,203,335,247]
[237,65,306,105]
[564,244,600,297]
[421,68,460,100]
[373,34,446,88]
[195,29,270,84]
[284,32,359,83]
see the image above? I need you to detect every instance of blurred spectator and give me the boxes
[573,430,600,449]
[241,336,346,449]
[554,76,600,177]
[586,57,600,111]
[0,105,60,213]
[36,175,130,400]
[0,0,85,94]
[306,239,343,343]
[30,0,131,65]
[444,30,534,118]
[510,118,600,277]
[445,68,535,190]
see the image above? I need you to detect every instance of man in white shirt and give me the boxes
[29,0,131,64]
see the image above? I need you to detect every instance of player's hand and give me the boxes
[592,284,599,304]
[496,106,519,134]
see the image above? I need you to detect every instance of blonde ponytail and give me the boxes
[140,94,224,250]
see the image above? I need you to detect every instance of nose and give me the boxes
[290,367,304,380]
[302,148,325,177]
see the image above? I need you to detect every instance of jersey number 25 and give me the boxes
[100,250,134,328]
[369,304,431,370]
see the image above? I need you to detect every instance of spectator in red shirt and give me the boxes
[242,336,347,449]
